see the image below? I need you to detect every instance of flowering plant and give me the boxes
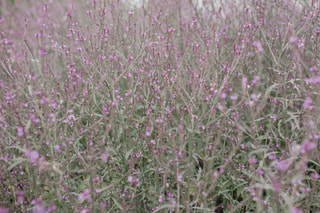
[0,0,319,212]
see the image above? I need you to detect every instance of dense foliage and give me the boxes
[0,0,319,212]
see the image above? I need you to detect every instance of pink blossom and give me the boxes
[33,204,47,213]
[48,205,57,212]
[249,157,257,164]
[0,208,9,213]
[274,160,291,171]
[159,195,165,203]
[301,140,317,152]
[257,169,264,175]
[78,189,91,202]
[219,167,225,173]
[230,94,238,101]
[25,150,39,163]
[290,207,303,213]
[253,41,264,52]
[39,49,47,56]
[219,92,227,99]
[17,126,24,137]
[250,93,257,99]
[217,103,224,111]
[310,172,320,179]
[54,145,61,153]
[136,151,141,158]
[128,175,133,183]
[303,97,314,110]
[289,36,298,43]
[101,153,108,163]
[270,115,277,121]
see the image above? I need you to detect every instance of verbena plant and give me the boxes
[0,0,319,212]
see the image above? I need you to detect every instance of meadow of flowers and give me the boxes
[0,0,319,212]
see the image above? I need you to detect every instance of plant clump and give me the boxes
[0,0,319,212]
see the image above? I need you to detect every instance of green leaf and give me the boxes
[25,119,32,132]
[264,84,278,100]
[6,0,15,4]
[97,184,114,193]
[153,204,185,212]
[112,197,123,211]
[7,158,28,171]
[6,145,26,153]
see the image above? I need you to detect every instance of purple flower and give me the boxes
[274,160,291,171]
[250,93,257,100]
[128,175,133,183]
[230,94,238,101]
[303,97,314,110]
[159,195,165,203]
[17,126,24,137]
[301,140,317,153]
[54,145,61,153]
[248,156,257,164]
[270,115,277,121]
[257,169,264,175]
[39,49,47,56]
[289,36,298,43]
[150,140,156,145]
[0,208,9,213]
[48,205,57,211]
[253,41,264,52]
[101,153,108,162]
[136,151,141,158]
[219,92,227,99]
[78,193,85,202]
[25,150,39,163]
[310,172,320,179]
[268,154,277,160]
[33,204,47,213]
[78,189,91,202]
[145,126,151,137]
[219,167,225,173]
[217,103,224,111]
[30,151,39,163]
[290,207,303,213]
